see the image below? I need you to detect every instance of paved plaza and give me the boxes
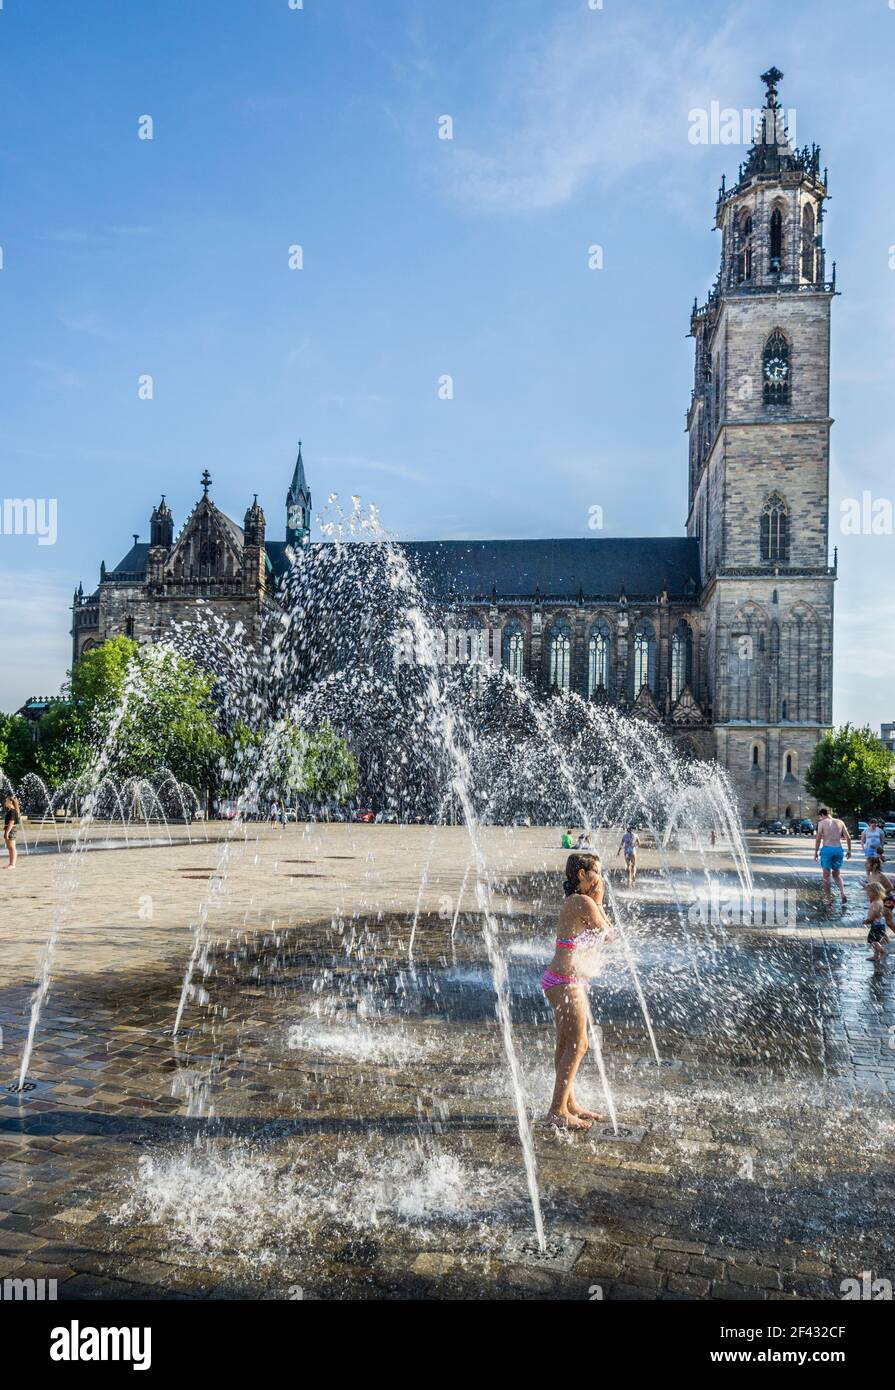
[0,824,893,1300]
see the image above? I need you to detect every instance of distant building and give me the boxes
[71,70,836,824]
[882,724,895,754]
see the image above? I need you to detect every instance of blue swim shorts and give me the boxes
[819,846,844,872]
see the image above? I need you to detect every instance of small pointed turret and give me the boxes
[286,441,312,547]
[150,495,174,548]
[244,494,266,547]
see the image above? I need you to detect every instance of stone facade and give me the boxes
[70,71,836,824]
[687,68,836,820]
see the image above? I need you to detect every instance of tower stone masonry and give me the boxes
[688,67,836,820]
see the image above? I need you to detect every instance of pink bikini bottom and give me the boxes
[541,969,582,993]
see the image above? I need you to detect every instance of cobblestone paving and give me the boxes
[0,828,892,1300]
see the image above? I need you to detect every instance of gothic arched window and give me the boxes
[769,207,783,273]
[801,203,815,281]
[762,329,790,406]
[587,620,610,695]
[548,619,572,692]
[670,621,693,701]
[760,492,790,564]
[736,212,753,283]
[632,620,656,695]
[502,619,524,680]
[463,619,485,664]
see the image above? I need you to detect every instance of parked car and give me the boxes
[885,822,895,840]
[757,819,787,835]
[352,807,375,823]
[788,817,814,836]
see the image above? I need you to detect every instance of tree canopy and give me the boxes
[2,637,359,808]
[805,724,895,820]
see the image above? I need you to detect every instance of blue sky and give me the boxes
[1,0,893,730]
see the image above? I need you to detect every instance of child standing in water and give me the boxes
[3,794,21,870]
[864,882,889,963]
[617,826,640,888]
[541,852,615,1131]
[864,857,895,931]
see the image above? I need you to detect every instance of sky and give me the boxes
[1,0,893,729]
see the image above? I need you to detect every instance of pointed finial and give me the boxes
[760,67,783,108]
[132,534,139,547]
[201,469,212,496]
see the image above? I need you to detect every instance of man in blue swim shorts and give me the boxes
[814,807,852,910]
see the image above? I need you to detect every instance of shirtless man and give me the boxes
[814,807,852,910]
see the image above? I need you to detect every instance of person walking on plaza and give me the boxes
[617,826,640,888]
[861,818,886,863]
[3,793,21,870]
[813,807,851,910]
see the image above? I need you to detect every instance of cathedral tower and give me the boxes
[286,442,312,547]
[687,69,836,821]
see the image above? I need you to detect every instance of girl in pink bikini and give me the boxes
[542,852,615,1131]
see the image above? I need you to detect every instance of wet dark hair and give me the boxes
[867,856,883,873]
[563,852,600,897]
[818,807,830,817]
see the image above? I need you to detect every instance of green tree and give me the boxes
[233,720,359,807]
[0,713,41,785]
[33,637,227,792]
[299,722,359,805]
[33,704,92,786]
[805,724,895,821]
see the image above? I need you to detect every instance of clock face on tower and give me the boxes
[764,356,789,385]
[288,505,302,529]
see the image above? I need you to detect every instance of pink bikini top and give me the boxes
[555,927,603,951]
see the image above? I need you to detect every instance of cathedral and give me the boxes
[71,70,836,825]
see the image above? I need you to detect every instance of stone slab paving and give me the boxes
[0,827,892,1300]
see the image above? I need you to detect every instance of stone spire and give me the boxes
[286,441,312,547]
[243,494,266,547]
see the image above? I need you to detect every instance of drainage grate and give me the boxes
[504,1232,585,1273]
[592,1123,646,1144]
[159,1027,197,1038]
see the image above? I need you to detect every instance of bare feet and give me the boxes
[568,1101,604,1122]
[548,1111,593,1132]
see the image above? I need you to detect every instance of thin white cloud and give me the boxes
[321,453,427,486]
[442,12,740,213]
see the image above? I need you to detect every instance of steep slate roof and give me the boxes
[109,534,701,600]
[110,542,150,574]
[396,537,701,601]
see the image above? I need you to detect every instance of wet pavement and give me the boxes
[0,827,893,1300]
